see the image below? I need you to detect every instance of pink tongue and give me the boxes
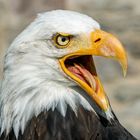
[68,64,97,91]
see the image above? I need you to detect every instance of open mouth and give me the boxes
[65,55,99,93]
[59,53,109,111]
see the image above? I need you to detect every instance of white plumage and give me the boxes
[0,10,100,137]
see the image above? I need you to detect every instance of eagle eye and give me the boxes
[53,34,71,48]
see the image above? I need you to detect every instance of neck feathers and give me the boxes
[0,81,93,137]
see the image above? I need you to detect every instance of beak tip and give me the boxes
[120,57,127,78]
[123,69,127,77]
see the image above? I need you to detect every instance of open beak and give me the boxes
[59,29,127,112]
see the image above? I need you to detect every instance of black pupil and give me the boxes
[62,37,66,42]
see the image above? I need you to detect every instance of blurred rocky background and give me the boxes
[0,0,140,139]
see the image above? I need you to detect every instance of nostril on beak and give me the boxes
[94,38,101,43]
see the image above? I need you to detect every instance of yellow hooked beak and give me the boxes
[59,29,127,112]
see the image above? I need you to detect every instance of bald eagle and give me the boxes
[0,10,137,140]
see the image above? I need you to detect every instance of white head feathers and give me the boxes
[0,10,100,137]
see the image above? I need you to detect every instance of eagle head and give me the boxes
[0,10,127,136]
